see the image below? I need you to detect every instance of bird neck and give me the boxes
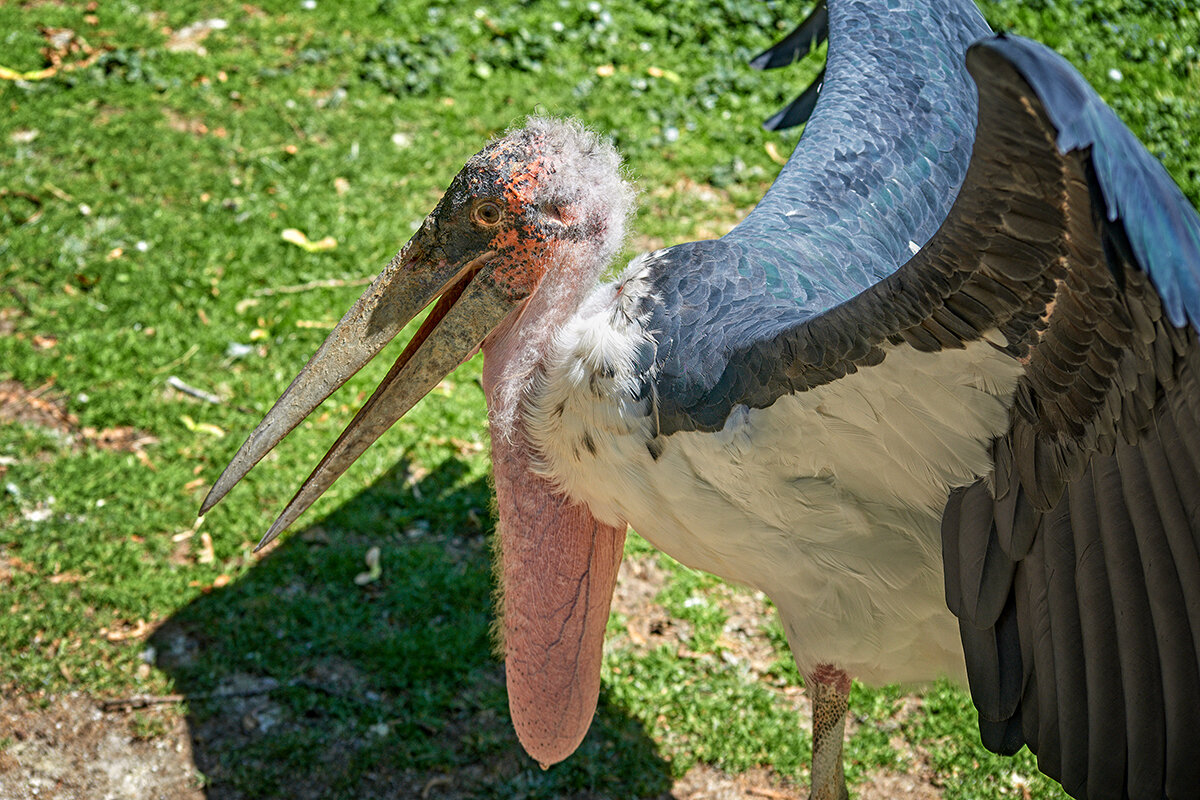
[481,248,607,446]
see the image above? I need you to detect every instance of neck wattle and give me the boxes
[480,247,607,440]
[478,249,628,768]
[486,412,626,767]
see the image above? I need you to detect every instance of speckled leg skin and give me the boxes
[806,664,851,800]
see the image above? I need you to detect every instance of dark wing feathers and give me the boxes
[921,37,1200,800]
[985,379,1200,800]
[942,483,1014,627]
[750,0,828,70]
[1066,472,1128,797]
[762,68,825,132]
[751,0,828,131]
[1097,450,1169,798]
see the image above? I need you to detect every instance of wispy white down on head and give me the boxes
[479,118,638,445]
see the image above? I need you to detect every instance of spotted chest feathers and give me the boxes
[523,254,661,526]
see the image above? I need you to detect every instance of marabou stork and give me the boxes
[201,0,1200,797]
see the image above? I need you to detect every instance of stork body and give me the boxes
[204,0,1200,797]
[530,294,1015,684]
[517,0,999,693]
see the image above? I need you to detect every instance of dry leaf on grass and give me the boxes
[197,532,215,564]
[354,547,382,585]
[103,619,150,642]
[180,415,225,438]
[281,228,337,252]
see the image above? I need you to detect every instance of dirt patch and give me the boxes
[673,764,805,799]
[856,768,943,800]
[612,555,680,644]
[611,556,792,686]
[0,693,203,800]
[0,379,157,453]
[853,698,944,800]
[0,307,22,337]
[0,381,76,437]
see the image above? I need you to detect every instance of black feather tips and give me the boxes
[752,0,828,130]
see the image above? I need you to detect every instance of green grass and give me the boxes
[1,0,1197,798]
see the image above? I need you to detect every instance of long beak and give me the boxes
[201,232,515,549]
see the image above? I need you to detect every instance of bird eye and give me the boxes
[472,200,503,227]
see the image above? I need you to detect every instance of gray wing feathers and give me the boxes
[644,0,991,435]
[655,37,1070,435]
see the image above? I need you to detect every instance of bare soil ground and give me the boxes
[0,693,203,800]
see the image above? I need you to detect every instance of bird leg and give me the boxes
[806,664,851,800]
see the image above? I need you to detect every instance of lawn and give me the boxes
[1,0,1197,798]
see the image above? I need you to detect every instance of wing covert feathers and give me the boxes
[642,0,991,436]
[940,36,1200,800]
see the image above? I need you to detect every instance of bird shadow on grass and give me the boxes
[152,457,672,800]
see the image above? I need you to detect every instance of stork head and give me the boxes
[201,118,633,538]
[407,117,634,321]
[448,117,632,295]
[200,119,634,767]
